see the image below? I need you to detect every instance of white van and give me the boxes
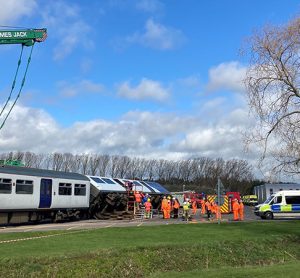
[254,190,300,219]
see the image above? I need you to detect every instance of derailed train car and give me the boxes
[0,165,169,225]
[87,176,169,220]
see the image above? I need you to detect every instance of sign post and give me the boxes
[217,178,225,225]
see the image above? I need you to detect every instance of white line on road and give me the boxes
[104,224,115,228]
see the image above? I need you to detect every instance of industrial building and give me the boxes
[254,183,300,204]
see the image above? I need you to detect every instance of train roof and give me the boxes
[143,181,170,194]
[0,165,89,181]
[87,176,126,192]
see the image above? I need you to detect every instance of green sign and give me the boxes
[0,29,47,46]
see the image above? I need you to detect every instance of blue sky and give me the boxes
[0,0,299,178]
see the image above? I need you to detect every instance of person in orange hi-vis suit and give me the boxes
[144,198,152,219]
[232,199,240,221]
[134,191,143,211]
[192,200,197,215]
[215,202,222,220]
[161,196,168,219]
[205,199,212,220]
[238,199,244,221]
[200,198,206,215]
[172,197,180,218]
[165,197,172,219]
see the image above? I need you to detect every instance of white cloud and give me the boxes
[172,108,252,159]
[0,103,254,162]
[41,1,94,60]
[117,78,169,102]
[0,0,37,24]
[58,80,104,98]
[126,18,186,50]
[206,61,247,93]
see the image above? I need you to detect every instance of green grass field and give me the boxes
[0,221,299,277]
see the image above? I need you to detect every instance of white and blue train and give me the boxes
[0,165,169,225]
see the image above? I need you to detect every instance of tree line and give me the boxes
[0,151,257,194]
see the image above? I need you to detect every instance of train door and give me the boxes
[39,178,52,208]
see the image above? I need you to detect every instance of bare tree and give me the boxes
[244,17,300,174]
[97,154,110,176]
[52,153,64,171]
[116,156,131,178]
[88,154,100,176]
[61,153,75,172]
[146,159,157,180]
[79,154,90,175]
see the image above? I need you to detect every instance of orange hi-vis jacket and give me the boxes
[215,204,221,219]
[205,201,211,211]
[211,202,217,214]
[200,199,205,214]
[173,200,180,209]
[161,199,168,211]
[238,202,244,220]
[144,201,152,212]
[232,200,239,220]
[134,192,142,203]
[192,201,197,214]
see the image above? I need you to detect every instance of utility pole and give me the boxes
[217,177,225,225]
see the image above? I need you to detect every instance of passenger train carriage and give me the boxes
[0,165,90,224]
[0,165,170,225]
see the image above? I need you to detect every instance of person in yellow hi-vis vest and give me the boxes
[183,202,190,222]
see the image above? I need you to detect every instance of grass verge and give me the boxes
[0,221,299,277]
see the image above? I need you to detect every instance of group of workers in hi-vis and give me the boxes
[170,196,245,222]
[133,190,245,221]
[133,191,153,219]
[232,198,244,221]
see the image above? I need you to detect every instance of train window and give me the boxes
[0,178,12,194]
[113,179,123,185]
[74,184,86,196]
[59,183,72,195]
[16,180,33,194]
[91,177,104,183]
[101,178,115,184]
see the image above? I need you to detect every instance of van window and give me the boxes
[273,196,282,204]
[285,196,300,204]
